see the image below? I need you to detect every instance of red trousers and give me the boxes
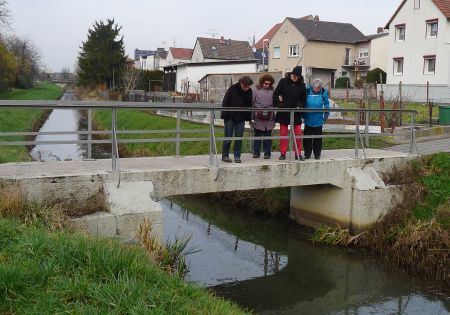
[279,124,302,155]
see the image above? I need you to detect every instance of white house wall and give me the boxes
[175,63,257,94]
[370,35,389,72]
[386,0,449,85]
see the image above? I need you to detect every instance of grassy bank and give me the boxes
[0,82,64,163]
[0,189,246,314]
[312,153,450,287]
[93,109,393,158]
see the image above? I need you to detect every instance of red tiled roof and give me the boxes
[385,0,450,28]
[169,47,193,60]
[432,0,450,18]
[254,23,282,49]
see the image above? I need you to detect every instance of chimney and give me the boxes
[377,27,384,34]
[314,15,319,25]
[219,36,225,44]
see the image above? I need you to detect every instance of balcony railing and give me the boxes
[343,57,370,67]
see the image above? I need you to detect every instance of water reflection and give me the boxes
[31,91,84,161]
[162,197,450,314]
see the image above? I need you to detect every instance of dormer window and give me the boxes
[395,24,406,42]
[211,46,216,51]
[426,19,438,38]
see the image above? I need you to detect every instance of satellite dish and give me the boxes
[252,47,256,53]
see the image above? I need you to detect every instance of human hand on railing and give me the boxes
[278,95,283,102]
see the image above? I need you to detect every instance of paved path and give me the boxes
[387,137,450,154]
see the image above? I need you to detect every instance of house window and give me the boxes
[342,71,348,77]
[359,48,369,58]
[288,45,299,57]
[423,55,436,74]
[414,0,420,9]
[393,57,404,75]
[395,24,406,42]
[273,47,280,59]
[426,19,438,38]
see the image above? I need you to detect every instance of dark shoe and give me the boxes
[234,157,241,163]
[264,153,271,159]
[222,156,232,163]
[279,154,286,160]
[253,153,260,158]
[304,155,311,159]
[295,155,305,161]
[314,156,320,160]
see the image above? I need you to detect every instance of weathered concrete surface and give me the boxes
[0,149,415,230]
[290,166,407,231]
[70,181,163,242]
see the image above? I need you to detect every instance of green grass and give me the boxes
[336,100,439,124]
[412,153,450,224]
[0,218,246,314]
[93,109,392,158]
[0,82,63,163]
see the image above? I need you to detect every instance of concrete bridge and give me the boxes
[0,149,414,234]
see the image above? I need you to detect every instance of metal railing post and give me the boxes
[289,110,294,160]
[410,111,416,154]
[365,111,370,147]
[355,111,360,158]
[209,109,214,166]
[111,107,117,170]
[176,110,181,157]
[87,109,92,159]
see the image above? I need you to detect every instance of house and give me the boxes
[154,48,168,71]
[268,16,384,87]
[191,37,255,63]
[164,37,257,94]
[384,0,450,101]
[166,47,194,66]
[134,49,154,69]
[254,23,282,71]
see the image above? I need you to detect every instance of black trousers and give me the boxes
[303,125,323,158]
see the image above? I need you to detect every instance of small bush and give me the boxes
[367,67,387,84]
[354,78,364,89]
[335,77,350,89]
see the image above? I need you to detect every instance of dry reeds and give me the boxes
[0,186,67,231]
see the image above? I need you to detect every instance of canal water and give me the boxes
[32,93,449,314]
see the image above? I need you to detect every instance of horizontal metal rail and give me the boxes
[0,101,418,170]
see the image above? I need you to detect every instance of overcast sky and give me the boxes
[8,0,400,72]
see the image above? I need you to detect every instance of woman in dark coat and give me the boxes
[273,66,307,160]
[221,76,253,163]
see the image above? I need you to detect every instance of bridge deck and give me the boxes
[0,149,409,179]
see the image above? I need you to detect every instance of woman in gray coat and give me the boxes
[252,74,275,159]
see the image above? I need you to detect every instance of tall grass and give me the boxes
[0,189,247,314]
[0,82,63,163]
[312,153,450,286]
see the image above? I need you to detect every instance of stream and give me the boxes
[31,92,449,314]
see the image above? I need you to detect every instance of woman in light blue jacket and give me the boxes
[304,79,330,160]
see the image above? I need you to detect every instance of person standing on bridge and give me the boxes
[273,66,306,160]
[221,76,253,163]
[252,74,276,159]
[304,78,330,160]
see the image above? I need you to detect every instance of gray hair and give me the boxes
[312,78,323,89]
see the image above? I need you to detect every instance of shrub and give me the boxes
[367,67,387,84]
[335,77,350,88]
[354,78,364,89]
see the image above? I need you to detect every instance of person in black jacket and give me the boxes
[221,76,253,163]
[273,66,306,160]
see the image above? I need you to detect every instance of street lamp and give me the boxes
[262,39,269,72]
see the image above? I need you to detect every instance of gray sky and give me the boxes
[8,0,400,72]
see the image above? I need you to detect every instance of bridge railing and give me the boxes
[0,101,418,172]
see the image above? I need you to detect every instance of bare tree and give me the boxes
[122,66,141,93]
[6,35,41,84]
[0,0,11,32]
